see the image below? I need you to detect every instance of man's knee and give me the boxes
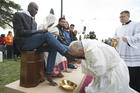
[44,32,54,39]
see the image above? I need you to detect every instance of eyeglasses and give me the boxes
[120,16,126,18]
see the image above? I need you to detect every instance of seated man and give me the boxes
[12,2,74,86]
[69,39,138,93]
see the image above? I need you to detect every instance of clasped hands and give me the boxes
[122,37,128,42]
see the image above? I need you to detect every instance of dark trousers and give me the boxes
[6,45,13,59]
[128,67,140,92]
[22,32,69,74]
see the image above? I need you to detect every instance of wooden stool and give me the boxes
[20,51,45,88]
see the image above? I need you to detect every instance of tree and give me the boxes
[0,0,22,29]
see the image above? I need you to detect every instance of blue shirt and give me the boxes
[64,30,71,43]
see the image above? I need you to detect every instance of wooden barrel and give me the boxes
[20,51,45,88]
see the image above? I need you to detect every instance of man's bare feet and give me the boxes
[46,74,57,86]
[40,72,57,86]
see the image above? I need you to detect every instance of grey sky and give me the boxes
[1,0,140,40]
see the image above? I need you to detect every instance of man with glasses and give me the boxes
[114,10,140,92]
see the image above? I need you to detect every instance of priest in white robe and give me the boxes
[114,10,140,92]
[69,39,138,93]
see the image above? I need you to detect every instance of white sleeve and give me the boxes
[85,48,107,76]
[49,27,59,36]
[126,22,140,48]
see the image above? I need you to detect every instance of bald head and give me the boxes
[69,41,84,57]
[28,2,38,17]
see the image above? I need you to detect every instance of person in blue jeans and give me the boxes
[12,2,75,86]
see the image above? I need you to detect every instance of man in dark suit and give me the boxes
[12,2,74,86]
[56,18,69,46]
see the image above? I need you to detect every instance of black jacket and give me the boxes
[12,12,37,49]
[69,31,77,41]
[56,24,69,46]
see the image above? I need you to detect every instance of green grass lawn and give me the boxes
[0,59,20,93]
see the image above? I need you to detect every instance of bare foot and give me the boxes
[46,74,58,86]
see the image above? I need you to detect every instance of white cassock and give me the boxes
[81,39,138,93]
[114,21,140,67]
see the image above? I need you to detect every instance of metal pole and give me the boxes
[61,0,63,18]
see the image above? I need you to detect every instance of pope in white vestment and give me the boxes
[69,39,138,93]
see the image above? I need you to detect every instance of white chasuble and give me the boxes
[81,39,138,93]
